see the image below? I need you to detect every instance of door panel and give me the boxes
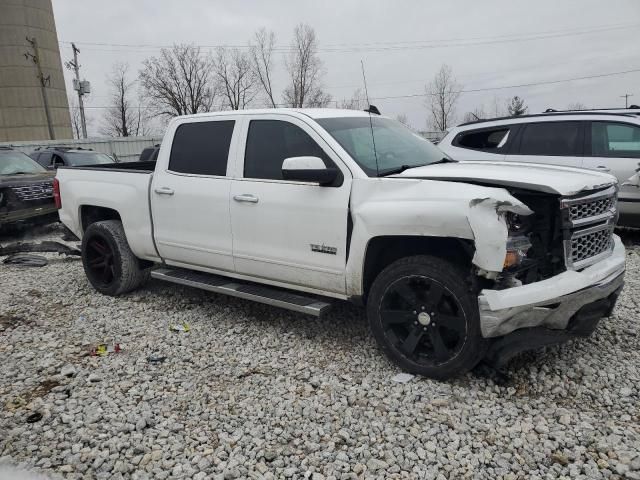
[230,116,351,294]
[230,179,350,292]
[152,173,234,270]
[150,118,238,271]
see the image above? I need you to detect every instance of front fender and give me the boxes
[345,178,532,296]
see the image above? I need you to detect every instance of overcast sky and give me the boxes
[52,0,640,135]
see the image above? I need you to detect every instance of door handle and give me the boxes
[233,194,259,203]
[154,186,174,195]
[596,166,611,173]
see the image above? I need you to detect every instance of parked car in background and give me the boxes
[30,147,116,170]
[0,147,56,229]
[138,144,160,162]
[438,108,640,227]
[55,108,625,379]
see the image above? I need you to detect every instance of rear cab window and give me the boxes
[169,120,235,176]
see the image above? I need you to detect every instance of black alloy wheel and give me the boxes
[367,255,485,379]
[85,237,116,288]
[379,275,467,366]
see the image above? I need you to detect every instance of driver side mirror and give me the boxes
[282,156,338,186]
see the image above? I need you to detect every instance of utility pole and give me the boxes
[25,37,55,140]
[66,43,88,138]
[620,93,634,108]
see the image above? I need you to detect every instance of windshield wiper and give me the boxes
[5,171,35,175]
[377,158,456,177]
[428,157,457,165]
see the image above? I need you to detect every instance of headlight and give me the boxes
[503,235,532,269]
[505,212,527,233]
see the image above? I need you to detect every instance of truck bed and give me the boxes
[59,160,156,173]
[56,163,159,262]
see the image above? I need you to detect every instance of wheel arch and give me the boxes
[80,205,121,233]
[360,235,475,303]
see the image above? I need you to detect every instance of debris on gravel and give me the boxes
[1,226,639,479]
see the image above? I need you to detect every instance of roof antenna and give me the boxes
[361,59,379,176]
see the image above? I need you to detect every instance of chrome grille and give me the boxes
[568,196,616,222]
[11,182,53,201]
[570,227,613,264]
[561,186,617,270]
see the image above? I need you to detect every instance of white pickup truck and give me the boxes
[55,108,626,379]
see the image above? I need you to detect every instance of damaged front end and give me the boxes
[475,184,625,355]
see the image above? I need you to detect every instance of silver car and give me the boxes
[438,109,640,227]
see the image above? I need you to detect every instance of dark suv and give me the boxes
[0,147,56,229]
[30,147,116,169]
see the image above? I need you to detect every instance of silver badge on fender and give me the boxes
[310,244,337,255]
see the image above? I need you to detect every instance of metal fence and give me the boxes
[0,136,163,162]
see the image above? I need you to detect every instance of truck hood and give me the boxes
[394,161,616,195]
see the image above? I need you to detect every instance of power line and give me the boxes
[27,65,638,110]
[370,68,640,101]
[57,22,639,54]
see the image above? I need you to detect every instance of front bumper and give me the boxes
[0,204,58,226]
[478,235,626,338]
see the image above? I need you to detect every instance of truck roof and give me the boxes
[174,108,377,121]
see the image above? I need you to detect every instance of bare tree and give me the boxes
[139,44,215,117]
[69,97,93,138]
[102,63,148,137]
[567,102,588,111]
[249,28,277,108]
[425,64,461,131]
[507,96,528,116]
[462,105,487,123]
[395,113,411,128]
[214,47,258,110]
[283,24,331,108]
[490,95,507,118]
[340,88,367,110]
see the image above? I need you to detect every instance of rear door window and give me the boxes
[591,122,640,158]
[454,127,512,152]
[169,121,235,176]
[517,121,582,156]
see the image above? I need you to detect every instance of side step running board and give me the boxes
[151,267,333,317]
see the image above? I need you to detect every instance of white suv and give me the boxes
[439,109,640,227]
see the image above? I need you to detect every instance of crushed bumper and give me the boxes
[478,235,626,338]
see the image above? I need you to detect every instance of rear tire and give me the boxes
[81,220,149,296]
[367,255,486,380]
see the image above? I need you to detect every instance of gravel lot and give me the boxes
[1,224,639,480]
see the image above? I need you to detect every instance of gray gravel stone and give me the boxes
[0,226,639,480]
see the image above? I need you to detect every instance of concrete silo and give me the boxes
[0,0,72,141]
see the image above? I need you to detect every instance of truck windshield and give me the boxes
[66,152,115,166]
[316,116,449,176]
[0,151,47,175]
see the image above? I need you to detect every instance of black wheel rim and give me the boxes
[379,275,467,366]
[86,237,115,288]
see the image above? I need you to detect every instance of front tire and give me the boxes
[367,255,486,380]
[81,220,149,296]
